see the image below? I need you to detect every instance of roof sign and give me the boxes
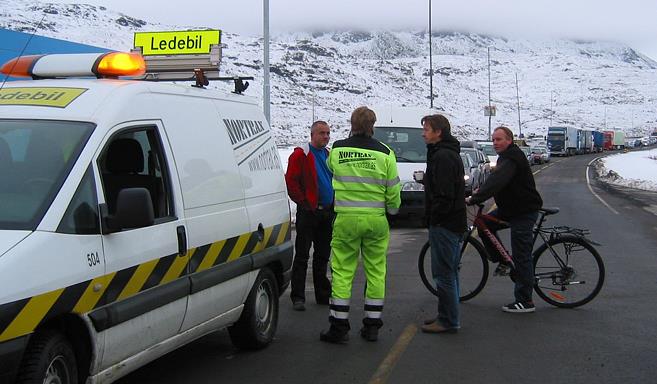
[0,87,87,108]
[134,30,221,56]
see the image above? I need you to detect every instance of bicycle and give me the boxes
[418,204,605,308]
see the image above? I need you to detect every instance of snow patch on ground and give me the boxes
[595,149,657,192]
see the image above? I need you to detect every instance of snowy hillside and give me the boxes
[2,1,657,145]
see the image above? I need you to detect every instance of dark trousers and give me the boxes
[291,207,333,304]
[478,209,538,303]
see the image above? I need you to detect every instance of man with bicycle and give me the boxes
[466,126,543,313]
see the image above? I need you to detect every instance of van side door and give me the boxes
[92,122,188,371]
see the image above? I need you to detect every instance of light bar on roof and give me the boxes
[1,52,146,78]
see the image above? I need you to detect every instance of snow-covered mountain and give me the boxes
[3,1,657,145]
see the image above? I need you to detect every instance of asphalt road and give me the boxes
[119,151,657,384]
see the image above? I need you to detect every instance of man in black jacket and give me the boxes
[467,126,543,313]
[419,114,466,334]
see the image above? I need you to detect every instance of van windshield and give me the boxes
[0,120,94,230]
[373,126,425,163]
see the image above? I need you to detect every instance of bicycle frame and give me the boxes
[465,205,515,268]
[468,204,587,276]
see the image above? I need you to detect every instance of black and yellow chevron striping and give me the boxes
[0,221,291,343]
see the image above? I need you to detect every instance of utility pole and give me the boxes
[550,90,553,127]
[515,72,522,138]
[428,0,433,109]
[263,0,271,124]
[487,46,492,140]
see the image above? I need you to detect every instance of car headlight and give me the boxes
[463,174,470,181]
[402,181,424,191]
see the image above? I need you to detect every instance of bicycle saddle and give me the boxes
[540,207,560,215]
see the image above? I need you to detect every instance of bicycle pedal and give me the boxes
[494,265,511,276]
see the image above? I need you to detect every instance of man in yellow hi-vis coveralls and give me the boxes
[320,106,401,343]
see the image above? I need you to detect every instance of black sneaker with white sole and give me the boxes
[502,301,535,313]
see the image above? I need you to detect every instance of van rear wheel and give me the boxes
[17,330,78,384]
[229,267,279,350]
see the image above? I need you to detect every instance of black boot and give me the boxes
[320,327,349,344]
[360,317,382,342]
[320,317,350,344]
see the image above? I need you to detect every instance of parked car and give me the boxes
[460,153,480,196]
[530,146,550,164]
[460,144,490,185]
[520,146,533,165]
[479,142,498,168]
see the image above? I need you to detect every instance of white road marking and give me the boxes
[586,157,619,215]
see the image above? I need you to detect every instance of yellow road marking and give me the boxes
[73,273,116,314]
[196,240,226,272]
[369,323,418,384]
[117,259,159,300]
[0,289,65,341]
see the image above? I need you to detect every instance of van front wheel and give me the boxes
[229,267,279,350]
[17,330,78,384]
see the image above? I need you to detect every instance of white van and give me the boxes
[371,106,451,221]
[0,52,292,384]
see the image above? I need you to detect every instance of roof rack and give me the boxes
[131,30,252,93]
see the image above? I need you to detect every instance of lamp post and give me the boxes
[516,72,522,138]
[429,0,433,109]
[487,46,491,140]
[263,0,271,124]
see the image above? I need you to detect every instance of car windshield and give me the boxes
[461,148,479,162]
[520,147,531,155]
[460,153,472,169]
[480,145,496,156]
[0,119,94,230]
[373,126,425,163]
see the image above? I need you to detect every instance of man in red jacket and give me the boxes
[285,121,334,311]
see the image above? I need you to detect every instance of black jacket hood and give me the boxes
[427,134,461,154]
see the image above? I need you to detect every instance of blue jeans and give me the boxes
[428,226,462,329]
[478,210,538,303]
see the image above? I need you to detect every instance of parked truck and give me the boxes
[547,126,579,156]
[612,130,626,149]
[592,130,604,152]
[582,129,593,153]
[603,130,614,150]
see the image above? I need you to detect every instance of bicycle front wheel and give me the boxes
[533,235,605,308]
[418,235,489,302]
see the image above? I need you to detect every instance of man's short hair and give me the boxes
[311,120,329,131]
[350,106,376,137]
[494,126,514,140]
[421,114,451,137]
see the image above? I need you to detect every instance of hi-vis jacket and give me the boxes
[328,135,401,215]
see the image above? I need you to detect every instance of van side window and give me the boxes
[57,166,100,234]
[99,127,173,222]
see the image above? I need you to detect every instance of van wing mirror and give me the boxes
[100,188,155,234]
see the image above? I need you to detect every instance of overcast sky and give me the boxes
[48,0,657,60]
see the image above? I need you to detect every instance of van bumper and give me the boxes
[0,335,29,383]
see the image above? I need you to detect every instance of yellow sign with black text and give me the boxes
[0,87,87,108]
[134,30,221,56]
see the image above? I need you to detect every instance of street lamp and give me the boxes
[428,0,433,109]
[487,46,491,140]
[263,0,270,124]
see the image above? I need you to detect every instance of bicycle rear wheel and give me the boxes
[418,235,489,302]
[533,235,605,308]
